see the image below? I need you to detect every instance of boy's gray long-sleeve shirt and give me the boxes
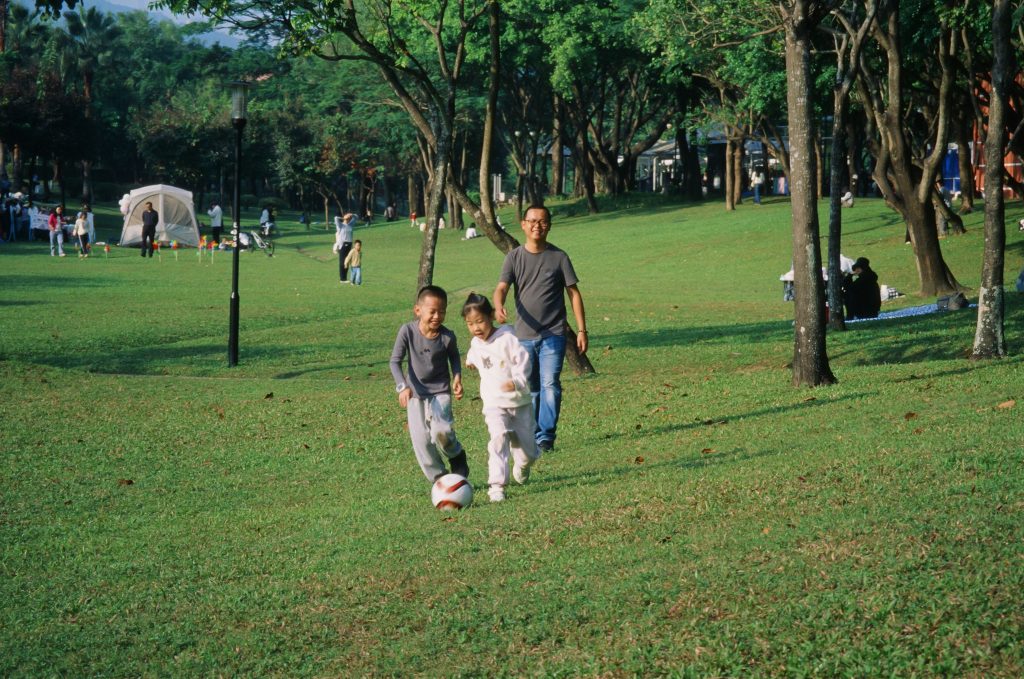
[390,321,462,398]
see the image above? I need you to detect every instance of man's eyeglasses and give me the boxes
[523,219,550,226]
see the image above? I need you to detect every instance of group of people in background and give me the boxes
[31,201,96,258]
[0,192,98,253]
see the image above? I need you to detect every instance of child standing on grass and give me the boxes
[73,211,91,257]
[344,240,362,285]
[462,293,539,503]
[390,285,470,483]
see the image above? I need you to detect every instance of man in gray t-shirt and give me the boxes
[493,205,587,453]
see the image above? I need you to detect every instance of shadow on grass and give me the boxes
[830,297,1023,365]
[3,273,122,288]
[593,390,870,445]
[602,319,790,350]
[0,299,44,307]
[531,446,781,496]
[52,339,384,377]
[532,392,869,493]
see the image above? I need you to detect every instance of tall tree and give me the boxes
[825,2,875,331]
[971,0,1011,359]
[853,0,961,296]
[159,0,520,291]
[784,0,836,386]
[61,6,120,203]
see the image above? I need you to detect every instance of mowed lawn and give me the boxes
[2,196,1022,676]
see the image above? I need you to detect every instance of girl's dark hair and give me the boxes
[461,292,494,318]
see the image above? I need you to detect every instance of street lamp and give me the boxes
[228,80,249,367]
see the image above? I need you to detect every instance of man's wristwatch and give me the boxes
[396,383,407,393]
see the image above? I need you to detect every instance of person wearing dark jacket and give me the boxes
[140,201,158,258]
[843,257,881,319]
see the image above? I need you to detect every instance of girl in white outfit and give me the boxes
[461,293,540,502]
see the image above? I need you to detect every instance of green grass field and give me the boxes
[2,196,1023,676]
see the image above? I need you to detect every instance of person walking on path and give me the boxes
[751,167,765,205]
[492,205,587,453]
[140,201,158,257]
[48,206,66,257]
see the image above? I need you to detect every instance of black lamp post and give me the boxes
[228,81,249,367]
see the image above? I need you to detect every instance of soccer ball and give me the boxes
[431,473,473,510]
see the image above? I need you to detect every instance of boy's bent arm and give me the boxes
[389,326,410,390]
[567,285,588,354]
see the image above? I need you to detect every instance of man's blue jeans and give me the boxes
[519,334,566,447]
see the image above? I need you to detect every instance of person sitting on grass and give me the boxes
[843,257,881,319]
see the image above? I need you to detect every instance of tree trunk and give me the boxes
[678,128,698,199]
[417,115,451,291]
[478,0,500,227]
[827,86,849,332]
[971,0,1010,359]
[551,94,564,197]
[447,178,518,252]
[955,113,975,213]
[11,143,22,190]
[786,1,836,387]
[81,159,93,205]
[858,5,961,297]
[732,139,744,206]
[0,0,7,54]
[577,129,599,214]
[724,139,736,211]
[932,186,964,235]
[814,131,823,198]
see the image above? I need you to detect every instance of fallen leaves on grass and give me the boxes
[264,392,274,399]
[634,456,645,464]
[701,448,716,455]
[997,399,1015,409]
[904,412,918,420]
[117,478,134,486]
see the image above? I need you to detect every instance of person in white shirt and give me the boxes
[461,292,540,502]
[207,201,224,243]
[333,212,355,283]
[74,211,91,257]
[81,203,95,244]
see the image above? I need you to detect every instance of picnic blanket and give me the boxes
[846,302,977,323]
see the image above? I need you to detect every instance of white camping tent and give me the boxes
[119,185,200,248]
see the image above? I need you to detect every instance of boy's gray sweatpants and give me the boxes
[407,393,463,481]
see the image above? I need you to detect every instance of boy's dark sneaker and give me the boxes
[449,451,470,478]
[538,441,554,453]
